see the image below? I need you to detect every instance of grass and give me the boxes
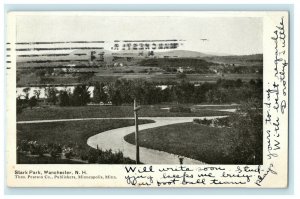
[17,119,154,164]
[17,105,231,121]
[147,73,262,83]
[124,122,261,164]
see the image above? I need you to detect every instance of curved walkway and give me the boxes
[87,116,227,164]
[17,116,227,164]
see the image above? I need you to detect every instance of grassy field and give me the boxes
[17,72,262,86]
[143,73,262,83]
[17,105,231,121]
[124,122,260,164]
[17,119,153,150]
[17,119,154,164]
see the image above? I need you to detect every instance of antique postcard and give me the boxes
[6,11,288,187]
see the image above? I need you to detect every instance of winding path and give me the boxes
[17,116,227,164]
[87,116,227,164]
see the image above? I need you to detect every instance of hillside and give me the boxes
[154,50,211,58]
[202,54,263,65]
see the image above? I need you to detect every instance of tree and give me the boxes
[93,82,108,103]
[45,87,58,105]
[17,96,25,114]
[58,90,70,106]
[111,90,122,106]
[22,87,31,100]
[70,85,91,106]
[33,89,41,100]
[28,96,37,109]
[230,99,263,164]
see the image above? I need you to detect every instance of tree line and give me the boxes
[17,78,262,112]
[91,78,262,106]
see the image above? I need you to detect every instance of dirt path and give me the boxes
[87,116,227,164]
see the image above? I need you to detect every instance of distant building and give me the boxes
[177,66,193,73]
[177,67,184,73]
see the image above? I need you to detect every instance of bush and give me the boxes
[194,117,232,128]
[17,140,31,152]
[63,147,74,159]
[17,98,28,114]
[28,96,38,109]
[87,148,99,163]
[229,100,263,164]
[87,148,136,164]
[48,143,62,158]
[17,140,46,157]
[80,152,89,161]
[193,118,211,125]
[213,117,232,127]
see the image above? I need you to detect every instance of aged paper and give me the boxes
[6,11,288,187]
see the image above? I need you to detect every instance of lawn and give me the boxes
[17,119,153,164]
[17,105,231,121]
[124,122,262,164]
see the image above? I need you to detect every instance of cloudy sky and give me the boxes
[16,14,263,55]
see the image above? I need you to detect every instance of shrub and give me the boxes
[80,152,89,161]
[48,143,62,158]
[87,148,136,164]
[17,140,31,152]
[28,96,38,109]
[87,148,99,163]
[193,118,211,125]
[194,117,232,128]
[63,147,74,159]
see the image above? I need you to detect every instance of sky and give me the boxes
[16,14,263,55]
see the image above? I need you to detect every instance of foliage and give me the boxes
[33,89,41,99]
[57,86,91,106]
[17,119,154,163]
[70,85,91,106]
[229,99,263,164]
[17,77,262,108]
[58,90,71,106]
[17,97,26,114]
[45,87,58,105]
[125,101,262,165]
[17,139,135,164]
[93,82,108,103]
[22,87,31,100]
[28,96,37,109]
[87,148,136,164]
[193,117,232,127]
[93,78,262,105]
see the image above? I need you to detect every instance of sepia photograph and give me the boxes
[5,11,289,188]
[11,14,264,165]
